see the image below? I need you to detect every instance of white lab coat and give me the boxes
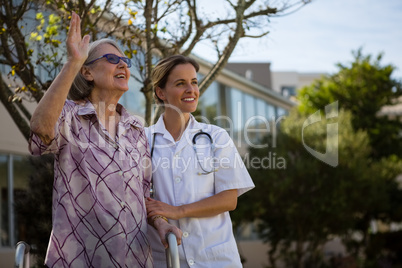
[145,114,254,268]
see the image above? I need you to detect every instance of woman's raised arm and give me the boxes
[30,12,90,144]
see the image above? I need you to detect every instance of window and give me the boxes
[277,107,287,117]
[266,103,276,122]
[0,154,33,248]
[243,94,257,145]
[281,86,296,97]
[0,155,9,247]
[118,47,146,118]
[229,88,243,142]
[119,77,146,118]
[250,99,269,143]
[196,81,219,124]
[243,94,256,126]
[245,69,253,80]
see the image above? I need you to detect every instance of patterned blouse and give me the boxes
[29,100,153,268]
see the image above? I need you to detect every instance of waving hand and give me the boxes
[66,12,90,66]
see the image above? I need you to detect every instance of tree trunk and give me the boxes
[143,84,154,126]
[0,75,31,141]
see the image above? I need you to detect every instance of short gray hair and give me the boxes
[68,38,125,100]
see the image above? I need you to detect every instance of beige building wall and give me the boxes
[271,71,324,96]
[0,100,35,155]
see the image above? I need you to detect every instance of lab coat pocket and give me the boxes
[192,171,215,198]
[205,240,240,264]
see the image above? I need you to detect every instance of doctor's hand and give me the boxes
[152,217,183,249]
[146,197,182,220]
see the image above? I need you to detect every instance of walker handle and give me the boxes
[165,232,180,268]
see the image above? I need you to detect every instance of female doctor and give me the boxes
[145,55,254,268]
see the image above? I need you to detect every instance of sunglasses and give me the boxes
[86,54,132,68]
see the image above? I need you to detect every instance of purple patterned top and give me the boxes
[29,100,153,268]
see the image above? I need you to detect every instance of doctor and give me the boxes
[145,55,255,268]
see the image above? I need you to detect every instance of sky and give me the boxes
[194,0,402,79]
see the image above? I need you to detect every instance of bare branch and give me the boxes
[175,0,197,54]
[177,0,195,46]
[15,0,29,21]
[0,74,31,141]
[199,0,247,94]
[243,31,270,38]
[271,0,310,16]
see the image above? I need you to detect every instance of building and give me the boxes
[226,63,324,100]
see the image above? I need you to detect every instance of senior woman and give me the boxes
[29,13,181,267]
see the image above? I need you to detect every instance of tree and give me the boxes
[232,109,402,267]
[233,50,402,267]
[297,50,402,264]
[0,0,311,142]
[297,49,402,159]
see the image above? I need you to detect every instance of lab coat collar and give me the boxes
[149,113,174,142]
[152,113,200,133]
[150,113,203,153]
[151,113,168,135]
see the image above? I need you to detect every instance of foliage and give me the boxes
[232,109,402,268]
[0,0,310,140]
[15,155,54,267]
[296,49,402,264]
[233,50,402,267]
[297,49,402,159]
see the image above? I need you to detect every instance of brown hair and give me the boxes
[151,55,199,105]
[68,39,125,100]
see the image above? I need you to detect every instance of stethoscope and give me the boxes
[149,130,216,198]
